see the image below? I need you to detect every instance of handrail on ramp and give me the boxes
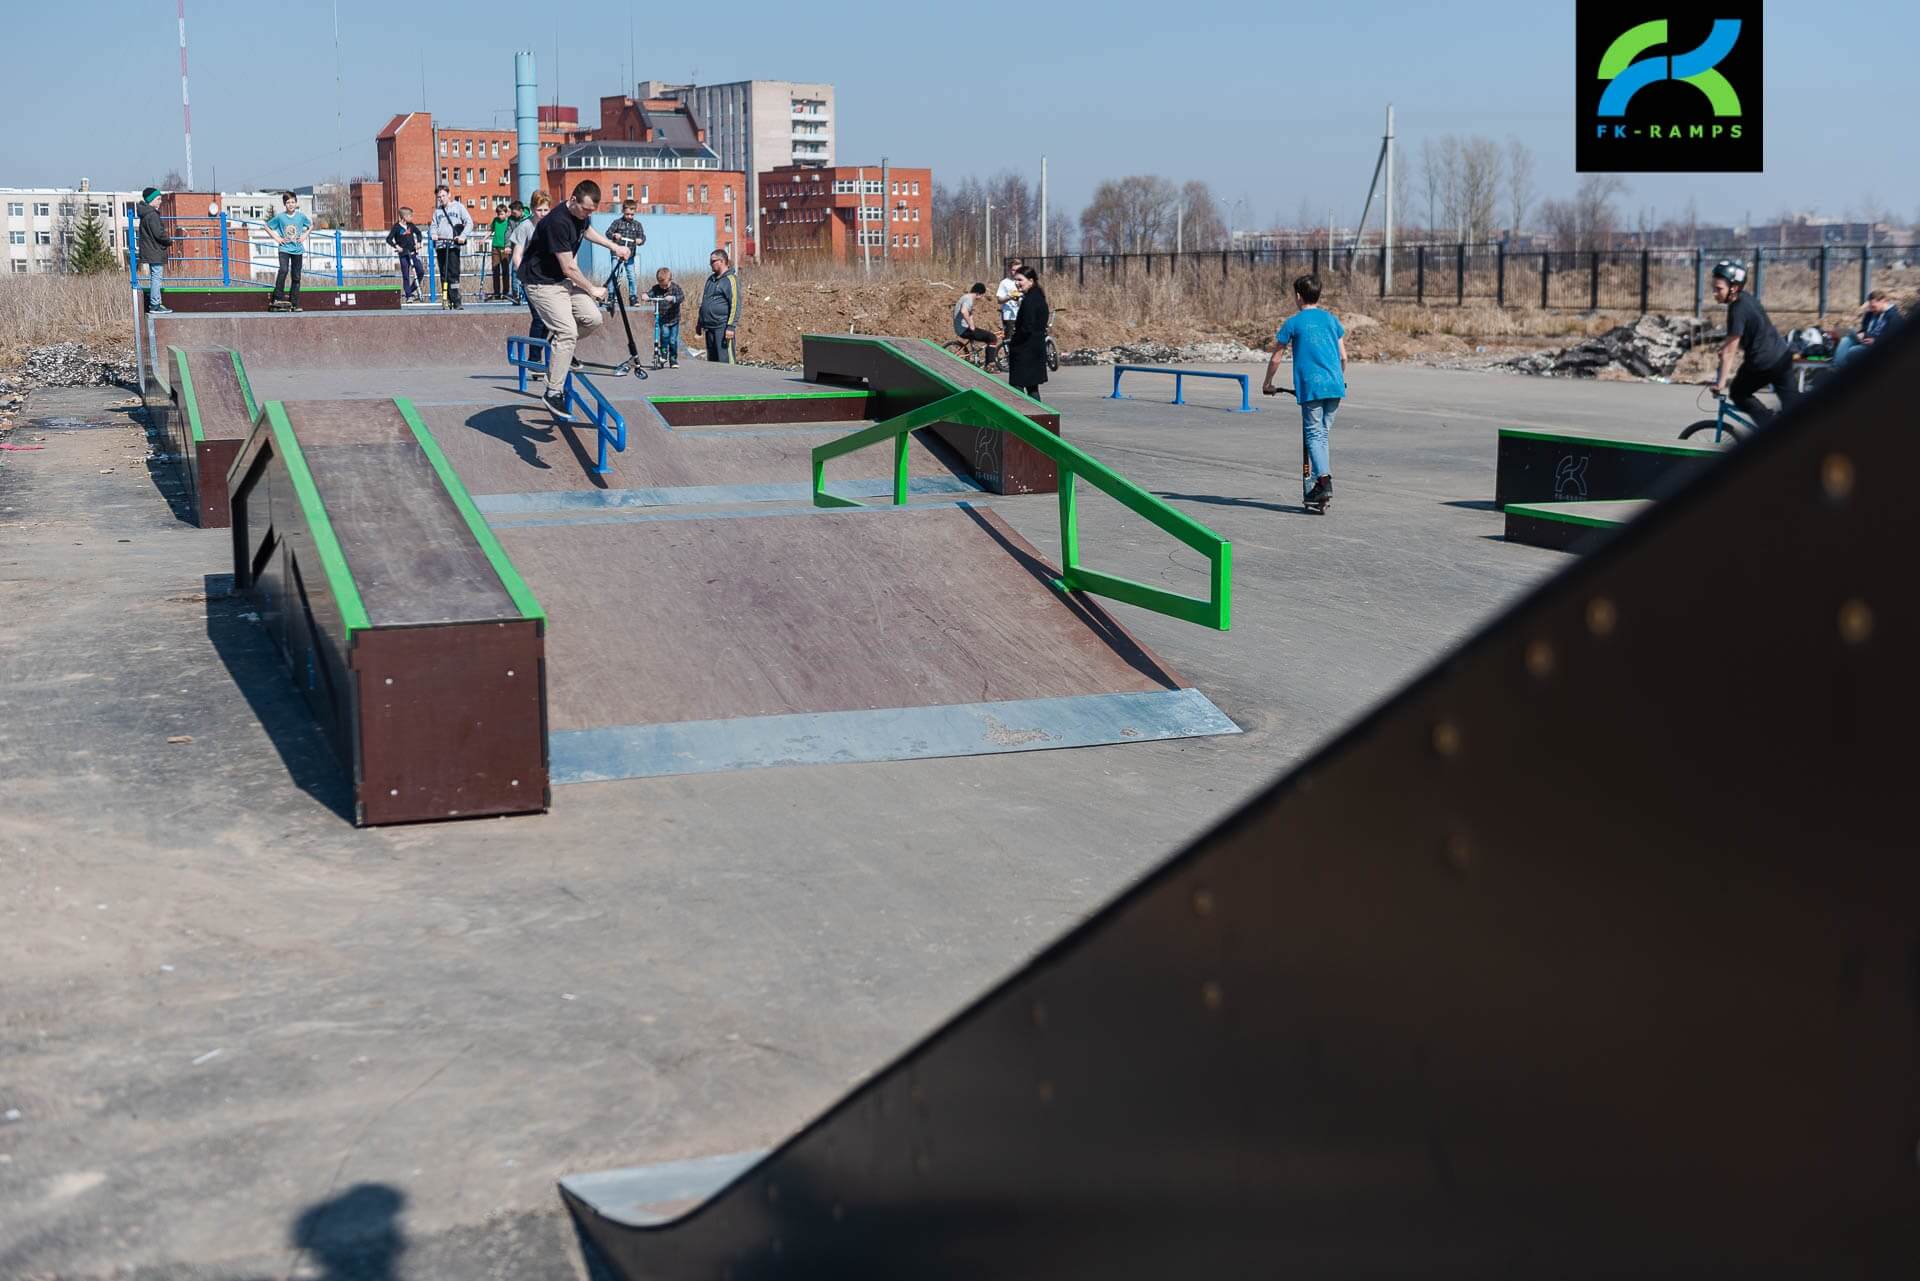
[810,389,1232,631]
[563,370,627,475]
[507,335,552,393]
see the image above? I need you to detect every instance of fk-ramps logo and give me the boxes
[1576,4,1763,173]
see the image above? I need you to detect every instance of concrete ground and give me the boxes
[0,359,1713,1279]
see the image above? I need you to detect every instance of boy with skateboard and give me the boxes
[646,267,684,368]
[265,192,312,312]
[1262,273,1347,513]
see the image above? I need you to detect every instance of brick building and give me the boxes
[370,106,589,231]
[756,164,931,263]
[542,97,745,259]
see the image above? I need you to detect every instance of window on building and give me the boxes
[6,202,21,216]
[492,141,501,158]
[440,140,447,156]
[625,183,634,202]
[641,184,649,203]
[440,168,449,184]
[465,140,473,157]
[685,184,693,203]
[723,185,732,204]
[9,260,25,274]
[34,230,51,245]
[911,181,920,196]
[7,231,23,245]
[913,207,921,222]
[700,184,709,203]
[479,168,487,183]
[467,168,474,186]
[724,212,733,231]
[34,202,50,216]
[913,234,920,247]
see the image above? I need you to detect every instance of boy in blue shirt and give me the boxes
[265,192,312,312]
[1262,273,1348,512]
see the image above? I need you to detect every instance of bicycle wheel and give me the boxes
[1680,419,1745,444]
[1045,335,1059,372]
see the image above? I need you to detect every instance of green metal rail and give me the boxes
[810,389,1232,631]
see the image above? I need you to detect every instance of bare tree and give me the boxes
[1179,180,1226,250]
[1540,175,1629,251]
[1044,209,1077,257]
[1077,176,1180,253]
[1504,137,1534,236]
[160,169,187,192]
[1458,137,1502,242]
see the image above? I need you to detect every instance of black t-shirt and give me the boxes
[520,205,589,287]
[1727,293,1788,370]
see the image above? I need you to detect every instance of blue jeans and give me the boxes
[616,260,637,305]
[1833,334,1865,365]
[657,319,680,362]
[1301,397,1339,490]
[146,262,165,308]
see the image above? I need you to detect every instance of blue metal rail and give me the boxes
[1109,365,1256,414]
[562,371,628,475]
[507,336,552,393]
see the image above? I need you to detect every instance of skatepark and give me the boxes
[1,292,1914,1277]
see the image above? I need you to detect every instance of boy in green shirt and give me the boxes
[489,201,516,301]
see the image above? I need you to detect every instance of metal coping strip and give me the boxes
[171,347,205,445]
[396,399,548,626]
[1499,426,1722,458]
[228,349,260,422]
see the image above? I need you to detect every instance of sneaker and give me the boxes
[1304,476,1332,506]
[570,357,583,371]
[542,389,572,418]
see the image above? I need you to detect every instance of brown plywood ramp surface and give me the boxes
[409,401,964,501]
[181,348,255,439]
[152,309,635,373]
[504,505,1177,729]
[280,399,517,627]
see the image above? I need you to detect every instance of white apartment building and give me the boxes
[635,79,835,255]
[1,182,311,275]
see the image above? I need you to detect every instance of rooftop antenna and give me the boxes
[628,7,635,97]
[332,0,345,178]
[176,0,194,187]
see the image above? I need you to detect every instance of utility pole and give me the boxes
[881,157,890,266]
[985,200,993,273]
[1383,104,1395,290]
[1177,204,1183,254]
[860,166,870,274]
[1040,156,1048,261]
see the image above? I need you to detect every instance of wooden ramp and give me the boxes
[493,502,1234,783]
[559,309,1920,1281]
[226,395,549,825]
[153,346,259,526]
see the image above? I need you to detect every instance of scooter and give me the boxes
[599,259,647,380]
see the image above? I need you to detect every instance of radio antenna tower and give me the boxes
[177,0,194,187]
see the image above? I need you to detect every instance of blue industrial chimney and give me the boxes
[515,52,540,202]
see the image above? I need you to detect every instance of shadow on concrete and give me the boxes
[1155,490,1312,516]
[957,502,1180,692]
[202,573,355,823]
[1444,499,1502,512]
[463,404,557,471]
[288,1183,408,1281]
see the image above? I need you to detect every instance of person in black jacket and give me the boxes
[386,207,424,301]
[1006,265,1051,400]
[135,187,173,314]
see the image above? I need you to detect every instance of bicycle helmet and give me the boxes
[1712,259,1747,285]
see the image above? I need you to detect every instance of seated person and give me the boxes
[952,283,999,362]
[1834,290,1904,365]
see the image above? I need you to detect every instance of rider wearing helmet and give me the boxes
[1711,259,1798,427]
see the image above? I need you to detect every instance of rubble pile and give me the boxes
[22,343,140,390]
[1503,314,1705,379]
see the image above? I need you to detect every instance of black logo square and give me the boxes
[1576,3,1764,173]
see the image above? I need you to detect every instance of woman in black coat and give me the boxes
[1005,266,1050,399]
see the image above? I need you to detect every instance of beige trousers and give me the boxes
[525,281,604,385]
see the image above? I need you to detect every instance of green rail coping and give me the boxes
[810,388,1232,631]
[805,333,1061,415]
[648,390,871,404]
[229,349,260,422]
[258,401,373,634]
[1498,426,1721,458]
[395,399,547,626]
[170,347,205,444]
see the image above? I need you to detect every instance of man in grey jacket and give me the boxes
[135,187,173,314]
[695,249,740,364]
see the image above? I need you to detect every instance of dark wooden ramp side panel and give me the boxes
[179,348,255,527]
[227,398,548,826]
[649,393,876,427]
[565,337,1920,1274]
[155,286,403,313]
[1494,428,1719,508]
[803,335,1061,495]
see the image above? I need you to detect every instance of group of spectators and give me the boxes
[951,256,1053,399]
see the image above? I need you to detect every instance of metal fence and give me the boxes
[125,211,499,296]
[1015,243,1920,316]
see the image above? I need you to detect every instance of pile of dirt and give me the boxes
[1502,314,1706,379]
[21,342,139,390]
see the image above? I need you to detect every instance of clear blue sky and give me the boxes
[2,0,1913,233]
